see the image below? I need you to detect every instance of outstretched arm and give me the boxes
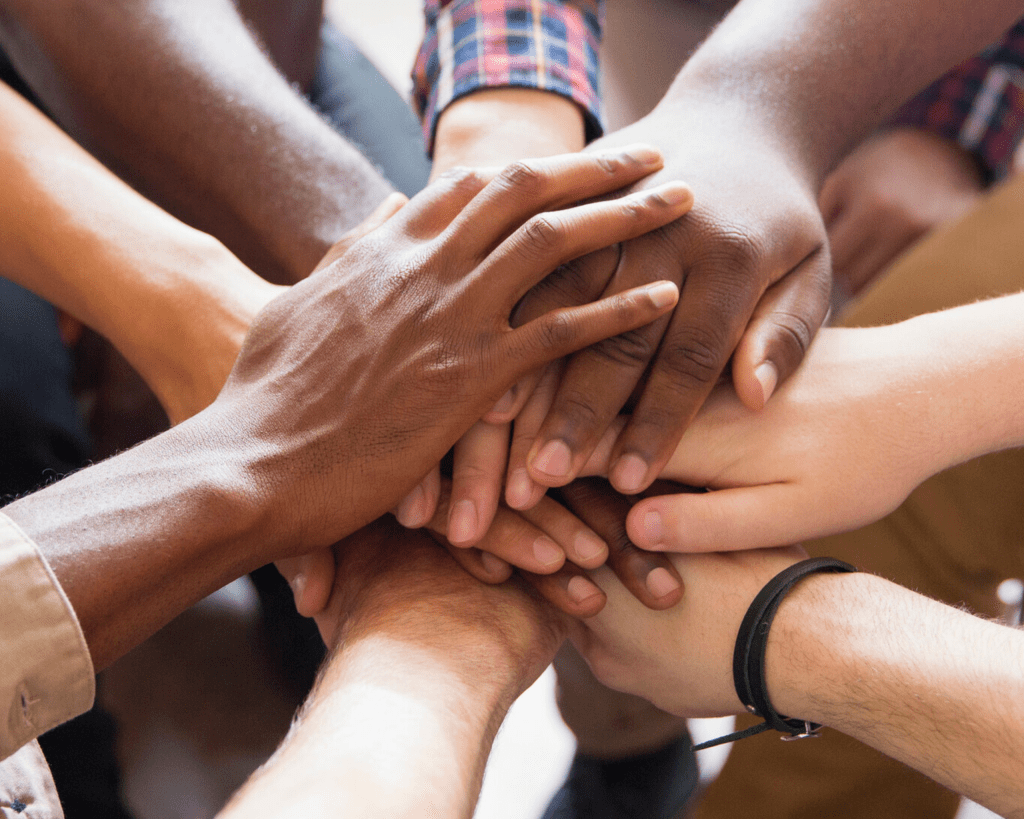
[612,290,1024,553]
[0,79,281,425]
[503,0,1024,507]
[3,147,687,671]
[226,521,565,819]
[572,551,1024,818]
[0,0,392,282]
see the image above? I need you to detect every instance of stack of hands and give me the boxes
[129,130,1004,728]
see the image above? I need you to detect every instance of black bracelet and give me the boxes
[692,557,857,752]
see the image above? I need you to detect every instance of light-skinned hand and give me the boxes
[821,128,983,298]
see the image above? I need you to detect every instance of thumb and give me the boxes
[275,549,337,617]
[732,248,830,410]
[626,485,810,553]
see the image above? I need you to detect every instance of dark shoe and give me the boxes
[541,734,699,819]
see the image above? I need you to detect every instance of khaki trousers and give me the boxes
[692,174,1024,818]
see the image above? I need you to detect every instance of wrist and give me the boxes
[97,231,283,424]
[432,89,586,177]
[763,571,886,725]
[339,600,541,708]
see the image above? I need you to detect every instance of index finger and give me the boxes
[607,253,762,494]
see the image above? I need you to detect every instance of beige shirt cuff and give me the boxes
[0,512,94,761]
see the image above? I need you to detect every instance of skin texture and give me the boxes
[412,0,1022,552]
[2,148,689,670]
[0,0,391,283]
[0,69,673,619]
[403,89,687,611]
[571,552,1024,818]
[0,79,282,425]
[226,520,568,819]
[821,128,985,297]
[599,293,1024,553]
[493,0,1024,507]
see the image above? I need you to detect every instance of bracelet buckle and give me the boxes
[781,722,822,741]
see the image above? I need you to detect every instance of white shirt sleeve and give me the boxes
[0,740,64,818]
[0,512,94,762]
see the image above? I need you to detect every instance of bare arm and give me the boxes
[572,551,1024,817]
[0,80,281,424]
[0,0,392,282]
[2,148,687,670]
[223,521,566,819]
[608,291,1024,552]
[505,0,1024,507]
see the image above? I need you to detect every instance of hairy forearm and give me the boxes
[431,89,586,177]
[666,0,1024,183]
[220,632,518,819]
[874,292,1024,477]
[769,572,1024,817]
[1,411,267,670]
[0,0,391,282]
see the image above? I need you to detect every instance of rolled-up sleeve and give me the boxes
[891,19,1024,181]
[0,512,94,762]
[413,0,603,152]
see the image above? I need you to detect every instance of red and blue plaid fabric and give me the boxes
[890,20,1024,181]
[413,0,601,150]
[414,3,1024,179]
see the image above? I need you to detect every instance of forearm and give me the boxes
[664,0,1024,183]
[0,0,391,282]
[219,632,520,819]
[0,81,278,421]
[880,292,1024,474]
[416,0,600,175]
[432,88,586,176]
[770,572,1024,817]
[0,410,267,670]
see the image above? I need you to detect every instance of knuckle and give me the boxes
[707,228,766,273]
[770,310,815,363]
[608,528,634,556]
[659,327,725,389]
[617,198,647,222]
[552,392,602,433]
[590,326,658,368]
[539,311,578,350]
[499,160,547,194]
[521,214,564,256]
[593,153,621,175]
[436,165,487,193]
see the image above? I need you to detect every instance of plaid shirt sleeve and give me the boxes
[891,19,1024,181]
[413,0,603,152]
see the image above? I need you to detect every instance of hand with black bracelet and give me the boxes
[568,549,1024,819]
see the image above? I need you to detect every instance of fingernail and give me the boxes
[480,551,509,576]
[646,566,680,599]
[574,531,608,563]
[492,387,516,416]
[289,573,307,601]
[651,181,692,206]
[533,536,564,567]
[448,499,478,545]
[647,281,678,309]
[612,453,649,494]
[567,575,603,606]
[754,361,779,405]
[506,469,534,508]
[620,143,661,166]
[395,483,427,528]
[531,439,573,479]
[638,508,663,547]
